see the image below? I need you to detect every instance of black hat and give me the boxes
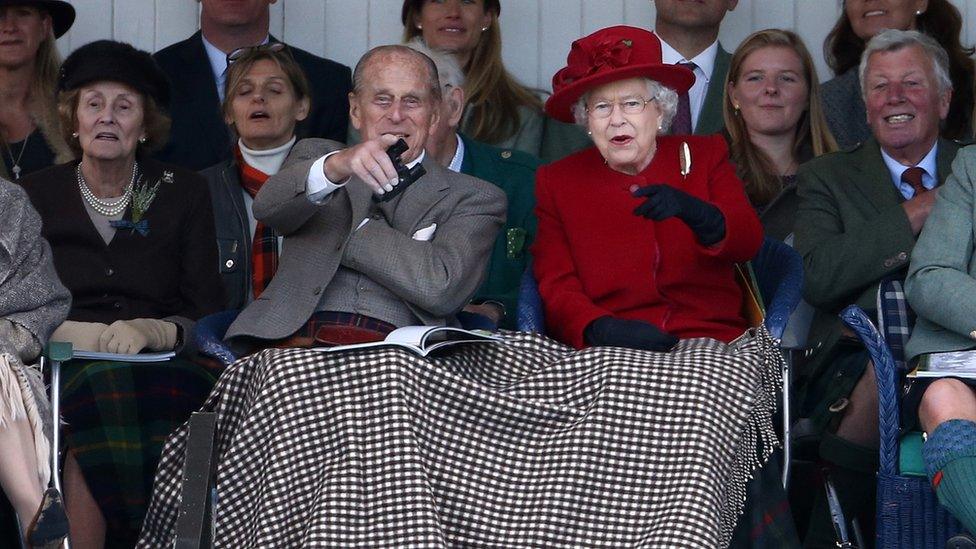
[400,0,499,25]
[0,0,76,38]
[58,40,170,110]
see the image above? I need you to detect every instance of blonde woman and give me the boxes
[723,29,837,240]
[0,0,73,180]
[401,0,589,162]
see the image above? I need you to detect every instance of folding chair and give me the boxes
[30,341,73,549]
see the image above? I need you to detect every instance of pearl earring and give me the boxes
[417,23,423,30]
[71,131,78,138]
[481,26,488,32]
[916,9,923,15]
[586,130,592,136]
[139,136,147,143]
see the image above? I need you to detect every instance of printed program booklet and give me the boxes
[911,349,976,379]
[72,350,176,363]
[314,326,502,357]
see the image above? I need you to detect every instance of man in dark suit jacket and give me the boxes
[153,0,351,171]
[793,29,960,546]
[652,0,736,135]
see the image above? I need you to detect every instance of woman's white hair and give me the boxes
[570,78,679,132]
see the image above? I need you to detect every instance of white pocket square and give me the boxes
[412,223,437,241]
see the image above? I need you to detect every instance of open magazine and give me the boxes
[314,326,502,357]
[911,349,976,379]
[72,350,176,363]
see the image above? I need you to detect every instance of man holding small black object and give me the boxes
[224,45,506,349]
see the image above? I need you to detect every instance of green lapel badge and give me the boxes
[506,228,526,260]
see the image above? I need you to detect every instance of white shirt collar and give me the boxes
[201,33,270,101]
[447,134,465,173]
[880,141,939,198]
[406,149,426,169]
[657,36,719,85]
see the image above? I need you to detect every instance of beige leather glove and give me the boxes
[51,321,109,352]
[98,319,178,354]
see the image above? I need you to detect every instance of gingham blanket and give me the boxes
[138,328,783,548]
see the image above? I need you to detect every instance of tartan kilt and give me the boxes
[61,357,215,547]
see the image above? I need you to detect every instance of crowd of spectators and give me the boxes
[2,0,976,547]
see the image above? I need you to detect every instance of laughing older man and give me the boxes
[225,45,506,348]
[793,29,961,547]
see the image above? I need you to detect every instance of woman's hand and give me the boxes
[584,316,678,351]
[98,319,178,354]
[631,184,726,246]
[51,321,110,352]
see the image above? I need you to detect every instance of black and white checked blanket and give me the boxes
[138,329,782,548]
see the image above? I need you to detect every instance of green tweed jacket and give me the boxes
[794,137,960,390]
[905,145,976,361]
[461,134,541,329]
[695,45,731,136]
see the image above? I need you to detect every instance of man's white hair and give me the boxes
[859,29,953,99]
[404,38,465,92]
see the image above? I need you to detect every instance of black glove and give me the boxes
[632,184,726,246]
[584,316,678,351]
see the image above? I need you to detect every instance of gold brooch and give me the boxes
[679,141,692,179]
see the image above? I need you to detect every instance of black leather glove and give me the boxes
[632,184,726,246]
[584,316,678,351]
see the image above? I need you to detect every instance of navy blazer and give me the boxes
[153,32,352,171]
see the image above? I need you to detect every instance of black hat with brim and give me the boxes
[58,40,171,110]
[0,0,76,38]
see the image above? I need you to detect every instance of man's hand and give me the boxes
[902,189,938,235]
[462,302,504,324]
[323,134,401,196]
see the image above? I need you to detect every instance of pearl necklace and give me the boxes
[76,162,137,217]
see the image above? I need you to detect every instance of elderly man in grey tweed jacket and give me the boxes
[225,45,506,346]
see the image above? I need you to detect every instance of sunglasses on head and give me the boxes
[226,42,287,65]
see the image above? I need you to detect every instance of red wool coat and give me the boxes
[532,134,763,349]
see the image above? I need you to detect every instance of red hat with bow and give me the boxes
[546,26,694,123]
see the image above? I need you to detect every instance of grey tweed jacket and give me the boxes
[0,179,70,361]
[225,139,507,341]
[905,145,976,361]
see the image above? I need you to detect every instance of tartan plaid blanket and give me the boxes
[139,328,783,548]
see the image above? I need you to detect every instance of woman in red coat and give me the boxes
[534,25,763,350]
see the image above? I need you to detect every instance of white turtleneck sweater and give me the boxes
[238,136,295,251]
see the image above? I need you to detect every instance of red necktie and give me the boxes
[901,166,927,197]
[671,62,697,135]
[234,146,279,299]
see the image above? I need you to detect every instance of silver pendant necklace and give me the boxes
[76,162,138,217]
[5,132,29,180]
